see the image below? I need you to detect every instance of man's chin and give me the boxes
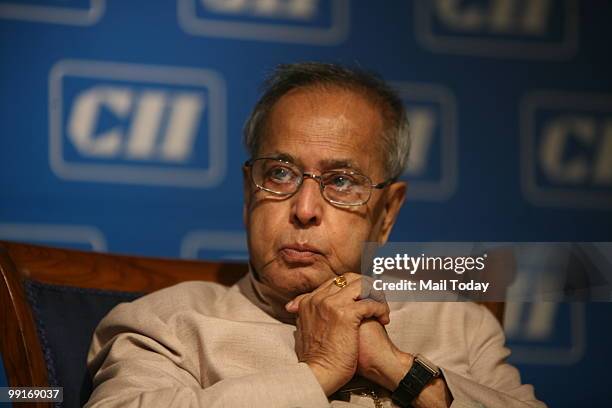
[266,263,334,297]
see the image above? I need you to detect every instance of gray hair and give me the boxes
[243,62,411,179]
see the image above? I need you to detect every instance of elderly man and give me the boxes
[85,62,546,408]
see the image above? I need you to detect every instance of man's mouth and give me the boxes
[279,244,323,264]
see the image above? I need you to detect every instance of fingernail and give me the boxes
[285,300,294,310]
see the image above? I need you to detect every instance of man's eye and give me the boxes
[328,175,355,191]
[266,166,294,183]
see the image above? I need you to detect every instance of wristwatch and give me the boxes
[391,354,441,407]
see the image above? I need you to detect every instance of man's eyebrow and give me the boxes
[263,153,365,174]
[320,158,363,172]
[266,152,296,163]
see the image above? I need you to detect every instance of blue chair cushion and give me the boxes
[24,279,143,408]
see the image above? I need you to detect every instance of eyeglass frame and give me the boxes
[243,157,397,207]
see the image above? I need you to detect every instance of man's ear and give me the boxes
[377,181,407,244]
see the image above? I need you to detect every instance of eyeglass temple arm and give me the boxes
[372,176,398,189]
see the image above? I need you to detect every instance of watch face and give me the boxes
[416,355,441,377]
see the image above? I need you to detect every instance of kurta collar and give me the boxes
[237,264,297,325]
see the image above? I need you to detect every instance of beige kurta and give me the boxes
[85,273,547,408]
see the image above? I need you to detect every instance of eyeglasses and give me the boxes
[244,157,396,206]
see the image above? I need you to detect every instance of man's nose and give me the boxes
[291,177,323,227]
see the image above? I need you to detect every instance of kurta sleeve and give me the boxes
[440,306,547,408]
[84,302,330,408]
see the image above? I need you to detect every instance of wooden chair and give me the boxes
[0,240,505,408]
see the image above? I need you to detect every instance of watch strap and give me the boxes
[391,356,439,407]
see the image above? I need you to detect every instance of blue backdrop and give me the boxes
[1,1,611,406]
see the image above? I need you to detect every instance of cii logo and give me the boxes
[503,244,586,364]
[505,302,586,365]
[521,91,612,208]
[414,0,579,59]
[394,83,458,201]
[0,0,105,25]
[49,60,226,188]
[177,0,349,44]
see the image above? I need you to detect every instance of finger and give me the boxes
[326,277,382,305]
[354,299,390,325]
[352,299,391,325]
[285,274,343,312]
[307,272,362,305]
[285,274,341,313]
[286,273,364,312]
[285,293,310,313]
[356,275,387,304]
[322,272,361,293]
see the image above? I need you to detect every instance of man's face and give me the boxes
[243,86,406,299]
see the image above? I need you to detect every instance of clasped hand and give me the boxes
[285,273,411,396]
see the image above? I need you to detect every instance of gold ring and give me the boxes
[333,275,348,288]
